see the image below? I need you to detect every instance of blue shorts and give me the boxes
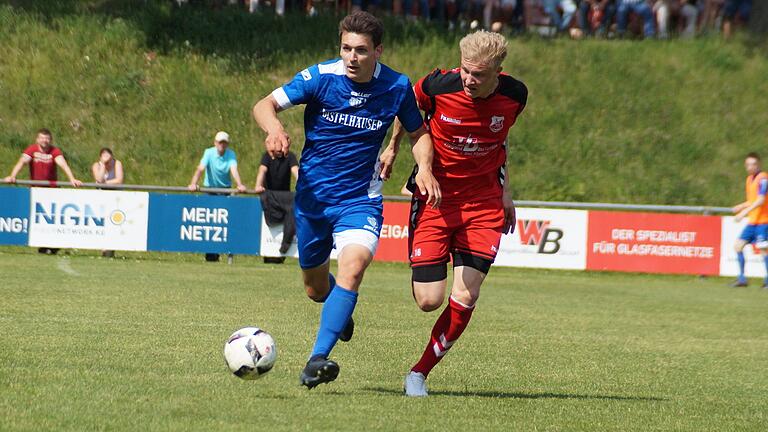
[739,223,768,247]
[295,195,383,270]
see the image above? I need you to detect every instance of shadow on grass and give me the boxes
[364,387,667,402]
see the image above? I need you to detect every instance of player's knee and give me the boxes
[735,242,746,253]
[452,289,479,307]
[414,291,444,312]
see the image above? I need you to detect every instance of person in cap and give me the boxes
[188,131,247,193]
[188,131,248,262]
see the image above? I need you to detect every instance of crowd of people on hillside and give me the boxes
[174,0,752,39]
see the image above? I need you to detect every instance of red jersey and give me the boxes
[23,144,62,181]
[412,68,527,202]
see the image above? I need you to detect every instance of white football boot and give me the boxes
[404,371,428,397]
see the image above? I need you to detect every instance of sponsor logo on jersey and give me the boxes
[439,113,461,124]
[349,90,370,108]
[301,69,312,81]
[320,109,384,131]
[489,115,504,133]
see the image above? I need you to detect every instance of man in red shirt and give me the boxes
[390,31,527,397]
[4,128,82,187]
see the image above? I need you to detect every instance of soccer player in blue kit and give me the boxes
[253,12,441,389]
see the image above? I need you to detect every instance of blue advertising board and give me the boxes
[147,193,262,255]
[0,187,31,245]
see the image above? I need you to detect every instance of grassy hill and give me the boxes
[2,1,768,205]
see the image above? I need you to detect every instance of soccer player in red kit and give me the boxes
[390,31,527,397]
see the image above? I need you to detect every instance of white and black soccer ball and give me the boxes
[224,327,277,380]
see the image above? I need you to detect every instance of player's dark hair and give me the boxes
[100,147,113,156]
[339,11,384,47]
[746,152,761,161]
[36,128,52,137]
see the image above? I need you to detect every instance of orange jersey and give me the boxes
[745,172,768,224]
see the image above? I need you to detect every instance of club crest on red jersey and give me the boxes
[489,115,504,133]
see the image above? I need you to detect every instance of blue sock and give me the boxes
[737,252,746,281]
[310,284,358,359]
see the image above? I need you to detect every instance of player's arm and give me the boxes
[253,95,291,160]
[3,154,31,183]
[733,201,750,213]
[502,165,516,234]
[411,128,441,208]
[54,155,82,187]
[736,179,768,221]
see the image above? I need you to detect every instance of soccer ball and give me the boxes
[224,327,277,380]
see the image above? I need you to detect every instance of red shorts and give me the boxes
[408,197,504,267]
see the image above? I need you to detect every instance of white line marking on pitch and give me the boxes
[57,258,79,276]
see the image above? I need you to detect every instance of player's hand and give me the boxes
[265,130,291,159]
[735,211,747,223]
[3,176,15,184]
[254,185,266,194]
[415,167,441,208]
[502,193,517,234]
[379,145,397,181]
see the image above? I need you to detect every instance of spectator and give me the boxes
[680,1,701,38]
[723,0,751,38]
[4,128,82,188]
[577,0,617,37]
[653,0,676,38]
[91,148,124,186]
[256,151,299,261]
[187,131,247,262]
[542,0,577,33]
[617,0,656,38]
[92,147,124,258]
[4,128,81,255]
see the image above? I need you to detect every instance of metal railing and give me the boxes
[1,179,733,215]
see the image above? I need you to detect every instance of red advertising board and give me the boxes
[586,211,722,275]
[375,202,410,263]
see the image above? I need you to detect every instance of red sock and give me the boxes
[411,296,475,377]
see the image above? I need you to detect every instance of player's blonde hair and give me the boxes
[459,30,508,69]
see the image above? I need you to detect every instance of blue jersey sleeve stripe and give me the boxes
[272,87,294,109]
[759,178,768,195]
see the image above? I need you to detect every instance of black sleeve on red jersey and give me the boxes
[421,69,463,96]
[498,75,528,116]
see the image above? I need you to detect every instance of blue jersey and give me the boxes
[272,59,423,210]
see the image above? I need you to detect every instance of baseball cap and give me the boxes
[214,131,230,142]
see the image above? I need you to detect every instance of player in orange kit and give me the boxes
[731,152,768,288]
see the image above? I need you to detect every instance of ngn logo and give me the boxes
[34,202,105,226]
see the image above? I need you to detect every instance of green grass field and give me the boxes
[1,248,767,431]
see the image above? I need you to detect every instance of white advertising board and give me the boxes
[494,208,588,270]
[28,188,149,251]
